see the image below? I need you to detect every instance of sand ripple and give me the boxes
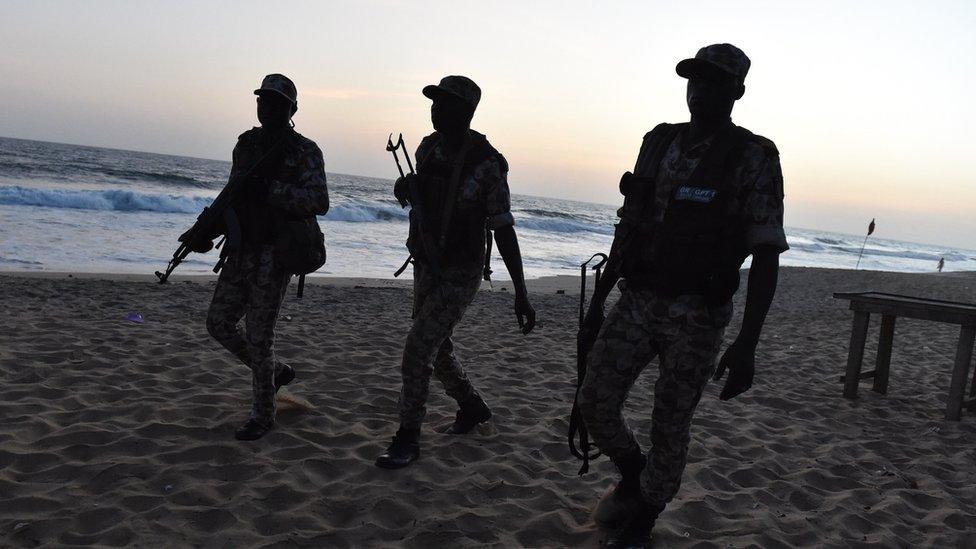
[1,269,974,547]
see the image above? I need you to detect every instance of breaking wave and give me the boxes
[0,185,212,213]
[327,202,408,222]
[517,216,614,235]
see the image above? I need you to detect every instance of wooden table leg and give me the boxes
[946,325,975,421]
[873,314,896,394]
[971,354,976,398]
[970,359,976,413]
[844,312,871,399]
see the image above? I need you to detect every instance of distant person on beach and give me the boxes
[576,44,788,547]
[375,75,536,469]
[938,257,945,272]
[186,74,329,441]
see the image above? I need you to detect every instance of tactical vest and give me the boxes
[231,129,289,248]
[409,131,500,270]
[616,122,753,305]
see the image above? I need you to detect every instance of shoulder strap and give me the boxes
[619,123,683,222]
[415,133,441,173]
[462,131,498,169]
[634,123,685,177]
[684,125,752,193]
[437,133,475,249]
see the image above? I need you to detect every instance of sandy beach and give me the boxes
[1,267,974,548]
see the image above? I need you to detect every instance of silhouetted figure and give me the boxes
[376,76,536,469]
[186,74,329,441]
[576,45,787,547]
[938,257,945,272]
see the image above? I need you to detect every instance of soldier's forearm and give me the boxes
[737,249,779,346]
[267,178,330,217]
[494,225,528,296]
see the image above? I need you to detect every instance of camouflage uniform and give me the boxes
[579,123,788,510]
[207,126,329,425]
[397,133,514,431]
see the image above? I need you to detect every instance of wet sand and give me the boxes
[1,267,974,547]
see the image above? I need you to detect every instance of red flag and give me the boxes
[867,218,876,236]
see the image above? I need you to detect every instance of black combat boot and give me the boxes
[235,418,274,441]
[375,428,421,469]
[594,450,647,530]
[603,501,664,549]
[274,363,295,392]
[445,397,492,434]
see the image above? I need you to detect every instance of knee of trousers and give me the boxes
[432,345,458,371]
[206,312,234,341]
[403,329,441,367]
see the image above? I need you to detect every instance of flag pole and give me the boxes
[855,218,875,270]
[855,234,869,270]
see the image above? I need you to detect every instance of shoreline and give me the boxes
[2,266,974,295]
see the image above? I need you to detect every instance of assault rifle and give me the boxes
[387,133,441,277]
[155,138,284,284]
[568,252,609,475]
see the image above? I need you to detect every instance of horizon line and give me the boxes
[1,133,973,254]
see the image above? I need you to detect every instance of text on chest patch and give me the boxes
[674,186,718,203]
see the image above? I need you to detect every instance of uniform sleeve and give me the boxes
[738,146,789,254]
[616,129,662,224]
[267,143,330,217]
[229,137,247,178]
[477,155,515,229]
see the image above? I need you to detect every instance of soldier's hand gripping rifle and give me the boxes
[388,133,441,277]
[155,138,283,283]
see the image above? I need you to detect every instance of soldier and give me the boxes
[184,74,329,441]
[577,45,788,547]
[375,75,537,469]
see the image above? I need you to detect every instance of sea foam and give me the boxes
[0,185,212,214]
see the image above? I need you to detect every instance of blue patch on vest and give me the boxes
[675,186,718,203]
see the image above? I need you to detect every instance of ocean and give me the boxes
[1,136,973,279]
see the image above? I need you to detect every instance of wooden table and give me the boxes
[834,292,976,421]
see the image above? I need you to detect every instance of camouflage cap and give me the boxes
[676,44,750,83]
[254,73,297,104]
[422,75,481,111]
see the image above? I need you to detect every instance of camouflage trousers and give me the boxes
[579,285,727,509]
[206,247,291,425]
[398,263,484,430]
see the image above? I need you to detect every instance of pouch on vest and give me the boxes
[614,172,658,274]
[273,214,327,275]
[651,182,739,304]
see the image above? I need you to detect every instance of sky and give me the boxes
[1,0,974,248]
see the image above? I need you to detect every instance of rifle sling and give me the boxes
[437,134,474,250]
[483,228,493,281]
[394,255,413,278]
